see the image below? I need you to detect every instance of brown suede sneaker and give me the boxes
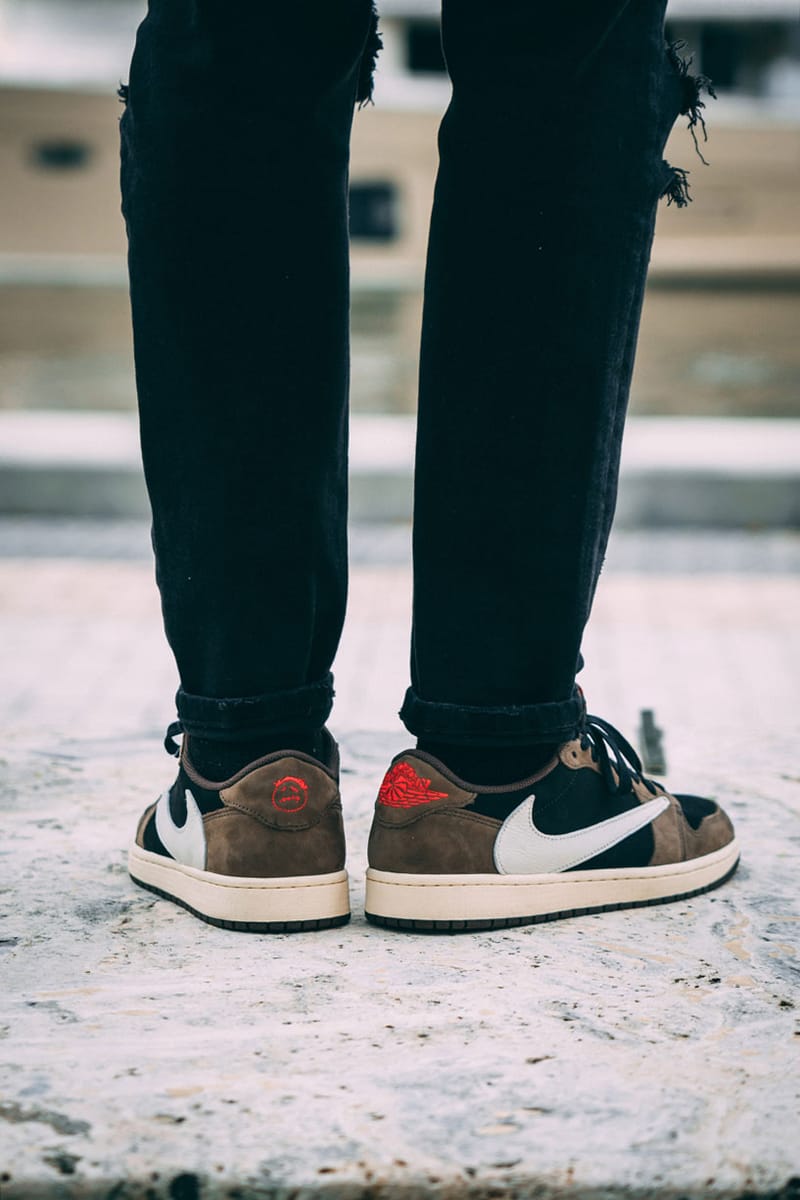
[365,715,739,932]
[129,730,349,931]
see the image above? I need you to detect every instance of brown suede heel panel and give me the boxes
[203,805,346,877]
[220,758,339,832]
[375,756,476,828]
[135,802,157,848]
[375,795,477,829]
[368,809,499,874]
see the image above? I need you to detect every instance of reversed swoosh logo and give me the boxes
[154,787,206,870]
[493,792,669,875]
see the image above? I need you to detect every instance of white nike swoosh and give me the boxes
[154,786,207,870]
[493,792,670,875]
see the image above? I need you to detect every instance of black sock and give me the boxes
[186,730,325,783]
[416,740,559,788]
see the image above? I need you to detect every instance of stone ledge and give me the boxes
[0,412,798,527]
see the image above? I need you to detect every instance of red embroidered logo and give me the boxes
[378,762,448,809]
[272,776,309,813]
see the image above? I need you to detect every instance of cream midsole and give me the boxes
[129,844,350,923]
[365,839,739,921]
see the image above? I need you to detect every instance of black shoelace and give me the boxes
[164,720,183,757]
[580,714,659,797]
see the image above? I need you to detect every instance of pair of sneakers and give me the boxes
[129,712,739,932]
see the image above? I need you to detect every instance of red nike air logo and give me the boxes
[378,761,449,809]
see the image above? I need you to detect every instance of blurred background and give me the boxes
[0,0,798,575]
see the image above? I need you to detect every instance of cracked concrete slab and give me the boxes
[1,558,799,1198]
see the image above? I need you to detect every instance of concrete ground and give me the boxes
[2,526,799,1199]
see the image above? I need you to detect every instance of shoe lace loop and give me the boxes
[579,714,659,797]
[164,720,183,758]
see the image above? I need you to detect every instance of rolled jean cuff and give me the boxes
[399,684,586,747]
[176,672,334,742]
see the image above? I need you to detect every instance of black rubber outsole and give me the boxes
[364,857,740,934]
[130,873,351,933]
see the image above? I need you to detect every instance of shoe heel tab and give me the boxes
[220,756,341,831]
[376,753,476,823]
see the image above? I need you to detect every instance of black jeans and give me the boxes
[120,0,696,751]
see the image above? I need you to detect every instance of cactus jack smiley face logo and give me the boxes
[272,775,309,813]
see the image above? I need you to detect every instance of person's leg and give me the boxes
[120,0,379,777]
[403,0,693,773]
[120,0,381,930]
[364,1,738,930]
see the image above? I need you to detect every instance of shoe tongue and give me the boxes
[378,755,474,811]
[219,756,339,829]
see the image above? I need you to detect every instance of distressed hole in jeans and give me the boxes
[117,82,129,105]
[660,162,692,209]
[667,39,717,165]
[356,1,383,108]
